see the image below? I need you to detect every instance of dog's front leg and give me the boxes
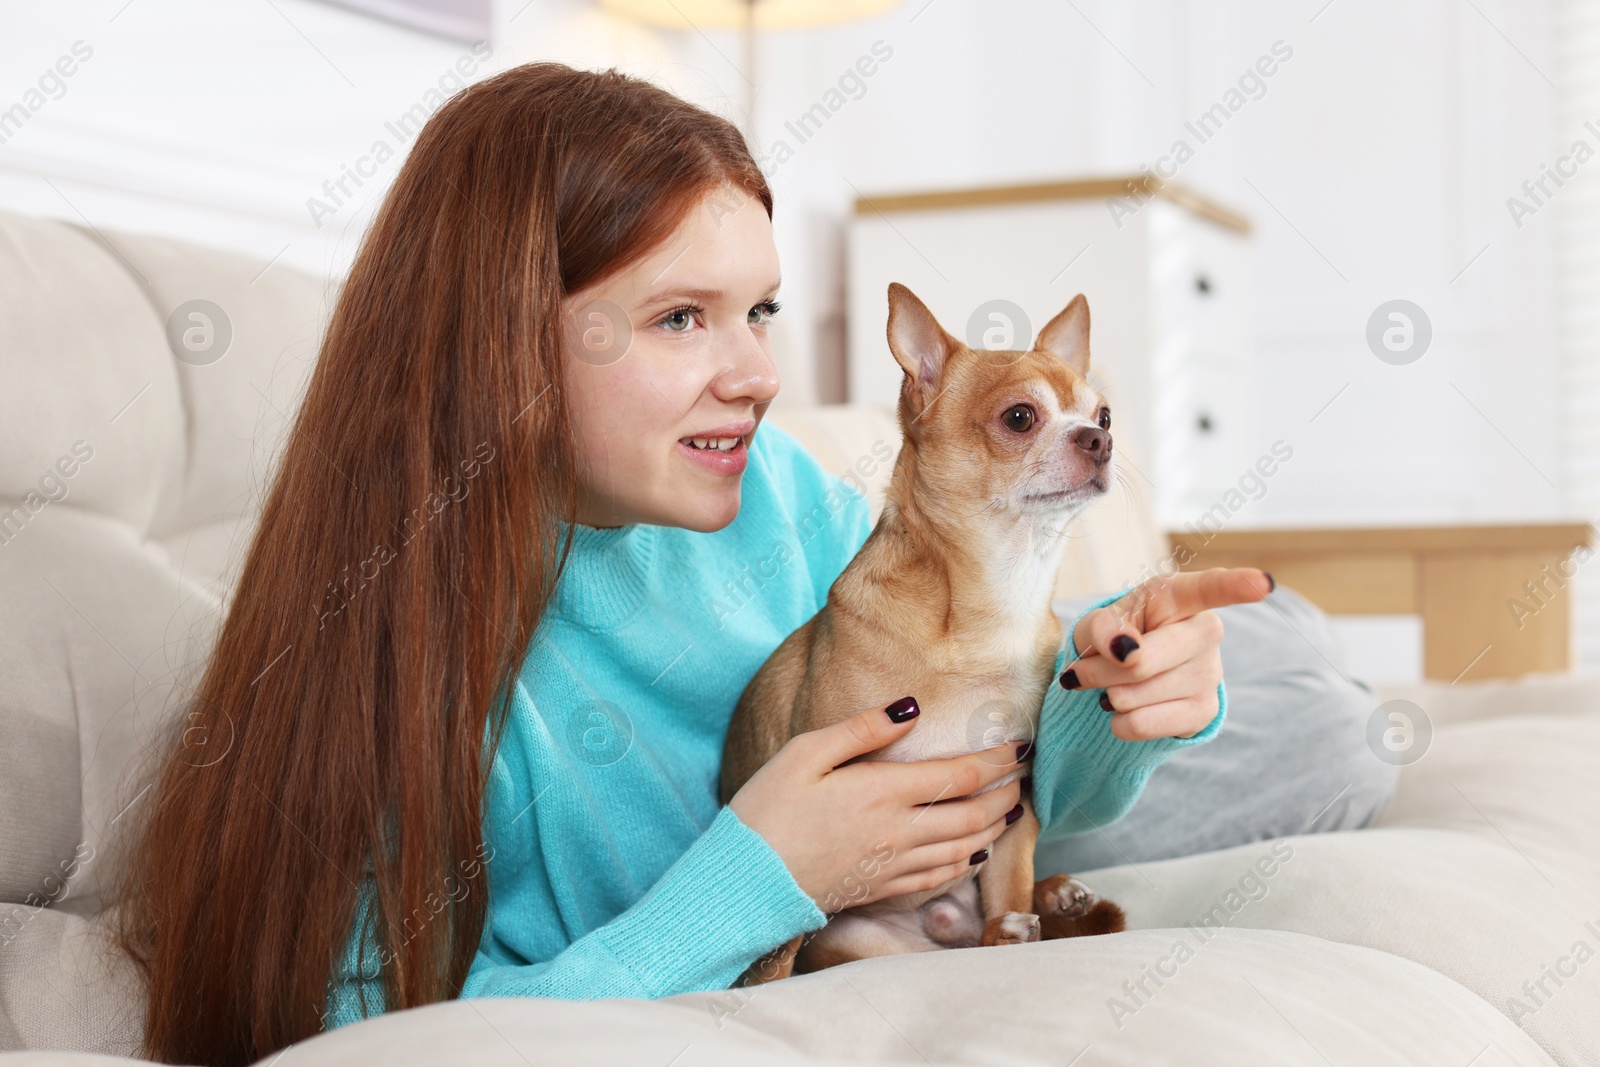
[976,798,1042,946]
[736,935,803,986]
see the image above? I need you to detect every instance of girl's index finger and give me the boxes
[1138,567,1273,631]
[1069,567,1270,673]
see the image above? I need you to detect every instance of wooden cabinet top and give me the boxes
[851,174,1251,234]
[1168,522,1595,554]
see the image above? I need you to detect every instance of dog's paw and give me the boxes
[1040,899,1127,940]
[1034,874,1097,919]
[981,911,1041,947]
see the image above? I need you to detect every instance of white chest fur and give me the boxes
[847,489,1074,786]
[871,676,1045,799]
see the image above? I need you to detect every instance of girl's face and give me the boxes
[561,184,782,531]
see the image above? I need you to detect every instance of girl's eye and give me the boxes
[1098,407,1112,430]
[659,307,697,332]
[748,299,782,327]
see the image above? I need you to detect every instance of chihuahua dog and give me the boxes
[719,282,1126,984]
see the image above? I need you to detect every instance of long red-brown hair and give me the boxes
[113,62,772,1066]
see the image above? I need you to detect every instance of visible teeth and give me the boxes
[685,436,738,452]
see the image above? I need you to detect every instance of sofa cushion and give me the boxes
[85,929,1551,1066]
[0,213,184,538]
[0,209,326,917]
[0,508,221,916]
[63,225,331,545]
[3,926,1544,1065]
[1079,709,1600,1066]
[0,907,143,1057]
[0,711,78,910]
[1377,671,1600,728]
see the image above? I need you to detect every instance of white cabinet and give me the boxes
[846,178,1254,529]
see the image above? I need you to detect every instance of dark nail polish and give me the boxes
[1059,668,1080,690]
[1264,571,1276,592]
[970,849,989,865]
[1015,741,1034,763]
[885,696,919,723]
[1099,691,1115,712]
[1020,775,1033,791]
[1005,803,1024,825]
[1110,635,1140,662]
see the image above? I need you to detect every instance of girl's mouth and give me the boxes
[677,433,749,476]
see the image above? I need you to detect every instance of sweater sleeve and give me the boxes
[1030,590,1228,845]
[324,804,828,1026]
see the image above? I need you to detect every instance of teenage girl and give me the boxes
[114,63,1271,1066]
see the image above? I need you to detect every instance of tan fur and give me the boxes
[722,284,1127,985]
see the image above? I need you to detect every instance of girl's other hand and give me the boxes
[729,698,1026,912]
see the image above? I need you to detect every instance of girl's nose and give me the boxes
[714,327,780,406]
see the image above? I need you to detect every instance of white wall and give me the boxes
[664,0,1577,677]
[0,0,496,278]
[4,0,1591,671]
[1554,0,1600,669]
[5,1,1566,518]
[679,0,1565,529]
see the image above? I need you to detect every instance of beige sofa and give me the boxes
[1,207,1596,1066]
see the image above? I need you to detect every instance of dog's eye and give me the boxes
[1098,407,1112,430]
[1001,404,1035,433]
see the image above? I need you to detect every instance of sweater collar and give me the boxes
[551,518,660,632]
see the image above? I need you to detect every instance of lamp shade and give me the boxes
[597,0,901,31]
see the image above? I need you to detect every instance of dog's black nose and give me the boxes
[1071,425,1112,462]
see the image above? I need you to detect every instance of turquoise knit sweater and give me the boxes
[323,422,1224,1027]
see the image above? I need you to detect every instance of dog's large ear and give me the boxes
[887,283,955,420]
[1035,294,1090,376]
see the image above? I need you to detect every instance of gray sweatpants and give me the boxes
[1033,585,1399,876]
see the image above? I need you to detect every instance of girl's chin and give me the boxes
[669,485,742,533]
[578,483,739,531]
